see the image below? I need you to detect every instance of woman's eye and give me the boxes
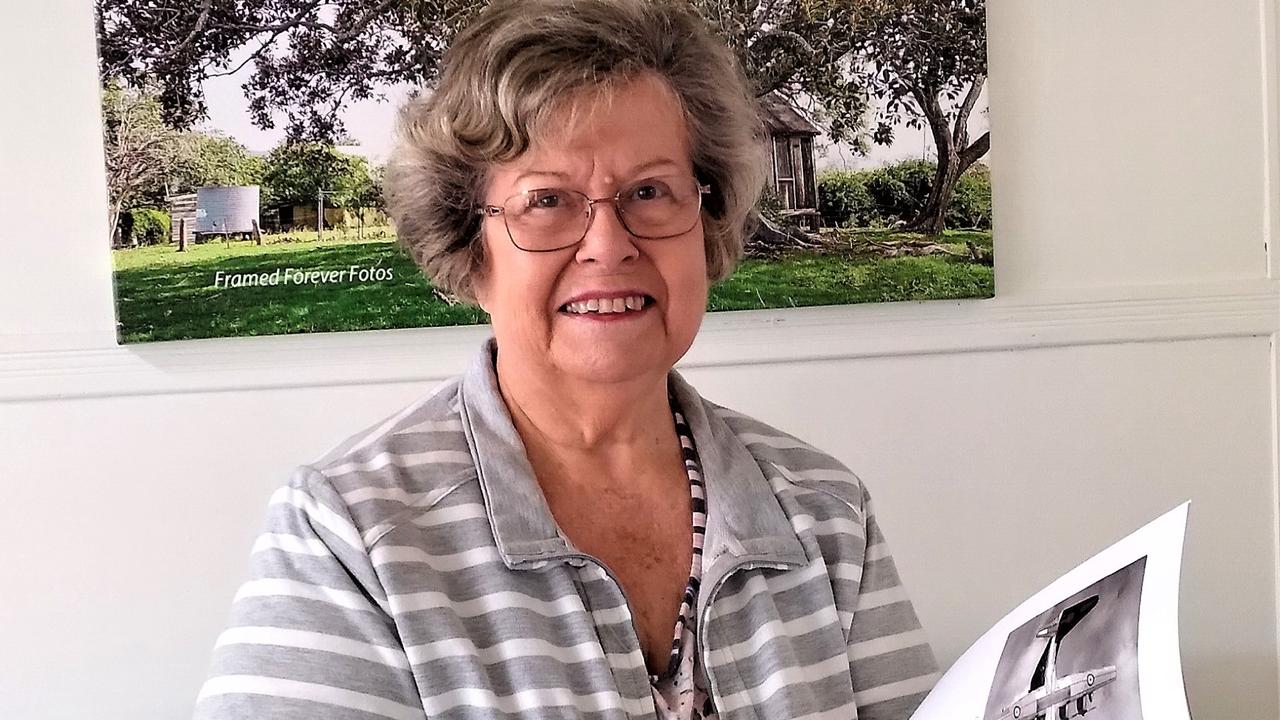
[527,191,563,209]
[629,183,668,201]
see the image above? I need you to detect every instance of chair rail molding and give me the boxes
[1,278,1277,402]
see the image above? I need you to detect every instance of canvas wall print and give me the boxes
[96,0,992,343]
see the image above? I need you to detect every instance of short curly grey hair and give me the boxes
[384,0,768,304]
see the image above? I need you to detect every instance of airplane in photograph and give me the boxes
[994,595,1119,720]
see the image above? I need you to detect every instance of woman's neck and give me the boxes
[494,350,682,493]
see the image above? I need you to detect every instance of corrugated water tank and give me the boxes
[195,186,260,234]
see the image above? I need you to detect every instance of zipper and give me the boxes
[562,551,659,720]
[697,557,798,717]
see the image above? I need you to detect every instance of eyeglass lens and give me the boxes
[501,174,704,251]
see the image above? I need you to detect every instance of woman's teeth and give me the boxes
[563,296,647,314]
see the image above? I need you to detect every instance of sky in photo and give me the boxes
[200,44,989,170]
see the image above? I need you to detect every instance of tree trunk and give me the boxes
[905,156,961,236]
[902,78,991,237]
[108,199,124,248]
[745,214,822,257]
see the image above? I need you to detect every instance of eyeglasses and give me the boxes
[476,174,711,252]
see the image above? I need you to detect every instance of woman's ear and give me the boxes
[471,253,494,314]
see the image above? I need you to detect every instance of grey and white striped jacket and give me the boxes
[195,338,939,720]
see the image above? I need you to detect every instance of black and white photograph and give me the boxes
[983,558,1147,720]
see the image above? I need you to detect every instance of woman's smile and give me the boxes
[560,302,653,321]
[557,292,658,322]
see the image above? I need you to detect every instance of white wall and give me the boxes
[1,1,1277,719]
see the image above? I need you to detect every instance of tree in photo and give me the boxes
[96,1,888,146]
[96,0,987,241]
[260,141,377,211]
[96,0,483,140]
[690,0,880,146]
[855,0,989,236]
[102,82,266,246]
[101,81,185,246]
[171,132,265,192]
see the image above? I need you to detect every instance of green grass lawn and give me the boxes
[714,228,993,310]
[112,229,993,343]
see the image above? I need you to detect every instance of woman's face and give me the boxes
[474,74,710,386]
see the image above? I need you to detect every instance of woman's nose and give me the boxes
[574,200,640,266]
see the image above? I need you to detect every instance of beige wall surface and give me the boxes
[1,0,1277,719]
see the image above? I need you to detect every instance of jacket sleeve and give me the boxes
[193,466,426,720]
[846,488,941,720]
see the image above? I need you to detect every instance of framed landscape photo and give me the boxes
[96,0,992,344]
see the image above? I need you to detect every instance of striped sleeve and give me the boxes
[194,466,426,720]
[846,488,940,720]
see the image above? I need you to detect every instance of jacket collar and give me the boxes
[457,337,808,571]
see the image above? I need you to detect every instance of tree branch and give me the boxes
[910,85,952,154]
[136,0,213,62]
[952,74,985,147]
[332,0,400,43]
[748,0,786,39]
[958,130,990,171]
[754,27,817,56]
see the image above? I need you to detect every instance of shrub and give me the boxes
[817,170,877,227]
[861,169,915,223]
[757,187,786,225]
[816,159,992,230]
[947,165,992,229]
[888,160,936,208]
[866,159,935,223]
[124,208,171,245]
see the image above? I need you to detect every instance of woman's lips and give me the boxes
[558,294,654,313]
[557,297,655,321]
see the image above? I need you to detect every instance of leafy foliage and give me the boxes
[260,142,379,209]
[103,82,263,199]
[946,163,992,229]
[816,170,876,227]
[101,81,382,245]
[818,160,990,229]
[818,162,929,227]
[96,0,886,143]
[854,0,987,144]
[757,187,786,225]
[120,208,172,245]
[95,0,989,234]
[689,0,885,144]
[171,132,264,191]
[101,80,187,243]
[96,0,483,139]
[848,0,990,233]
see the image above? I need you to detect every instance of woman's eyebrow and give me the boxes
[627,157,681,176]
[513,158,684,187]
[514,169,571,185]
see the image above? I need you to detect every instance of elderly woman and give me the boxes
[195,1,937,719]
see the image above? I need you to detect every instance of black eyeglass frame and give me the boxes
[475,178,712,253]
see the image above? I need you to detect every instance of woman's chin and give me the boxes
[553,346,671,386]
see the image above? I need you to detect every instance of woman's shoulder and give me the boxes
[700,397,870,519]
[297,374,479,542]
